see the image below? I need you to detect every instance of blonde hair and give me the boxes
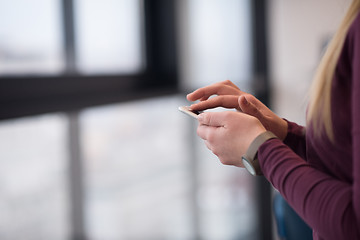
[307,0,360,141]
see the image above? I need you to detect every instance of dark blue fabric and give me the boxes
[273,193,313,240]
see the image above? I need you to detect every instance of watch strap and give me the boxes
[243,131,278,175]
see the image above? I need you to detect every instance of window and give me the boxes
[0,0,63,75]
[0,0,272,239]
[0,0,178,120]
[74,0,144,74]
[0,1,179,239]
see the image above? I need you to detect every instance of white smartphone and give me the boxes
[178,106,201,119]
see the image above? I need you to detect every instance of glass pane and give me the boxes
[0,0,64,75]
[74,0,143,74]
[181,0,252,91]
[81,96,193,239]
[196,141,258,240]
[0,114,70,240]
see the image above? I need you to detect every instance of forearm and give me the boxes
[258,139,359,240]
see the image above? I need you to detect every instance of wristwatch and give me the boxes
[242,131,278,176]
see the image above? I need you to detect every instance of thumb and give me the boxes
[198,112,227,127]
[238,95,262,119]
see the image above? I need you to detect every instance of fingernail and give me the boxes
[197,113,203,121]
[243,96,249,105]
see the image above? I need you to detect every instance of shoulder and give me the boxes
[352,11,360,27]
[343,12,360,68]
[348,12,360,42]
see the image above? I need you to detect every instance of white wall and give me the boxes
[268,0,351,125]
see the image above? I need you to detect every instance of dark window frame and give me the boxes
[251,0,274,239]
[0,0,179,120]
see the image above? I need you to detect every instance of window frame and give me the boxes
[0,0,179,120]
[251,0,274,239]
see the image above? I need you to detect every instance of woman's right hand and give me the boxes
[187,80,288,140]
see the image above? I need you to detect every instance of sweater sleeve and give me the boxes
[258,140,357,240]
[282,120,306,160]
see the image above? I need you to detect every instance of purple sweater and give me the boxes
[258,13,360,240]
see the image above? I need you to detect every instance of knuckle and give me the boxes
[196,125,204,137]
[211,147,219,155]
[223,79,232,85]
[196,126,205,138]
[202,113,211,124]
[196,127,201,136]
[219,158,231,166]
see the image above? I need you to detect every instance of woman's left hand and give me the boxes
[196,110,266,167]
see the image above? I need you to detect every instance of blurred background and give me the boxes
[0,0,350,239]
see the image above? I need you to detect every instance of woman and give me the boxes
[186,1,360,239]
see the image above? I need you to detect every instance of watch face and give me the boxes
[242,157,256,176]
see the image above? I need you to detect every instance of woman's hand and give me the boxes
[187,80,288,140]
[196,111,266,167]
[187,80,244,111]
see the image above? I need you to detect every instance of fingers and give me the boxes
[223,79,239,88]
[238,95,263,119]
[187,80,243,102]
[190,95,240,111]
[196,115,225,153]
[196,122,215,146]
[196,111,265,168]
[241,94,269,111]
[197,112,229,127]
[197,111,243,145]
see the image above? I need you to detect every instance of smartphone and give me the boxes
[178,106,201,119]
